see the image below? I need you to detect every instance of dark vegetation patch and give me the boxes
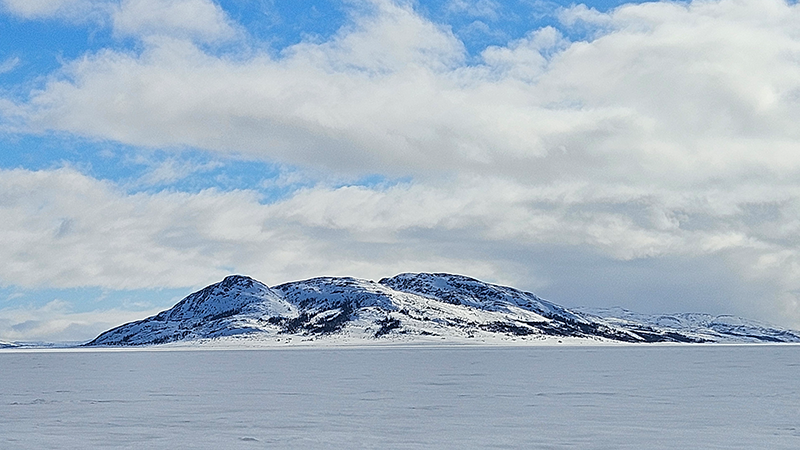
[374,317,402,338]
[307,304,353,334]
[272,303,355,335]
[480,321,537,336]
[538,317,709,343]
[147,331,191,345]
[205,308,241,322]
[267,316,286,326]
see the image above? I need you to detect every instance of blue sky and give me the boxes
[2,0,800,342]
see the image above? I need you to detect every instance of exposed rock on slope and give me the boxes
[85,273,800,346]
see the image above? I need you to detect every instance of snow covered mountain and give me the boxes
[85,273,800,346]
[0,340,17,348]
[575,307,800,343]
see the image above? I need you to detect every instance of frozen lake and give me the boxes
[2,345,799,449]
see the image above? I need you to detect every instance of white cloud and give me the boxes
[112,0,236,41]
[288,0,465,73]
[4,0,799,187]
[0,0,94,19]
[480,26,568,81]
[1,0,235,42]
[558,4,613,28]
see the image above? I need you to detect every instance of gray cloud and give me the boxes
[0,299,165,342]
[1,167,799,330]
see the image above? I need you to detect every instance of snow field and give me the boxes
[1,345,799,449]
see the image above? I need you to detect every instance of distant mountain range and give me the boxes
[80,273,800,346]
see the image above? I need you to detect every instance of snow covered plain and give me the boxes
[2,345,799,449]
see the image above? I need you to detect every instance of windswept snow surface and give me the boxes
[85,273,800,346]
[1,346,799,449]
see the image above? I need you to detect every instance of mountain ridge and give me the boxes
[84,273,800,346]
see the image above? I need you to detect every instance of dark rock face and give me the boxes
[85,273,800,346]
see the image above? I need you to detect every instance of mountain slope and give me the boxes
[87,275,296,345]
[85,273,800,346]
[576,307,800,343]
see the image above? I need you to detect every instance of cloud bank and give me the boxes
[1,166,798,330]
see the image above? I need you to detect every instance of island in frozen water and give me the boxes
[81,273,800,347]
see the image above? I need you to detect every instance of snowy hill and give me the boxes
[0,340,17,348]
[85,273,800,346]
[575,307,800,343]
